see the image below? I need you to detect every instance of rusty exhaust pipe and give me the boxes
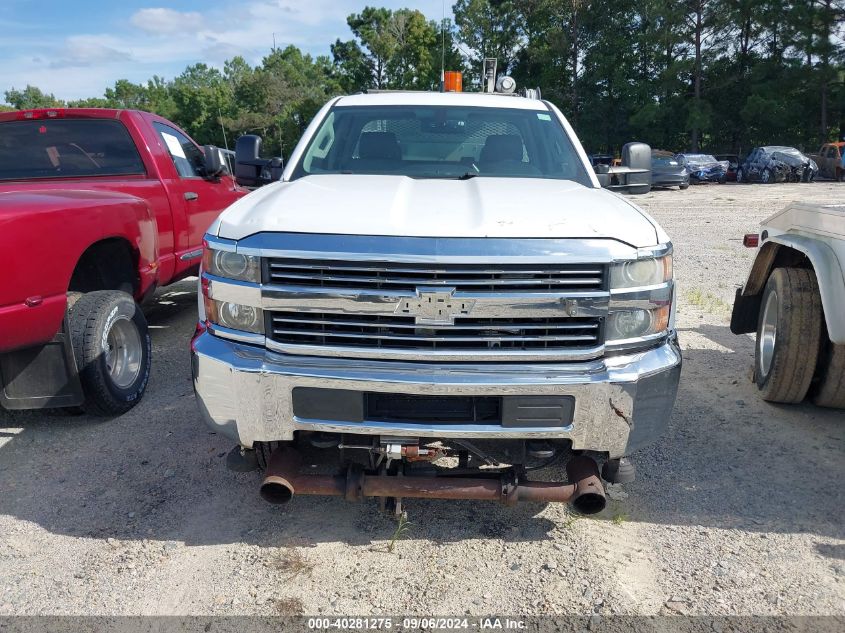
[260,448,606,514]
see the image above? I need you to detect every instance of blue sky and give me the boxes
[0,1,452,103]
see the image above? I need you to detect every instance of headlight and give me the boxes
[202,245,261,283]
[606,306,670,341]
[204,297,264,334]
[610,255,672,288]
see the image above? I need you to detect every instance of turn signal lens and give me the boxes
[606,306,670,341]
[203,295,263,335]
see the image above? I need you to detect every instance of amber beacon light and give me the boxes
[444,71,463,92]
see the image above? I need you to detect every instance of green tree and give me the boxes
[453,0,524,81]
[4,85,63,109]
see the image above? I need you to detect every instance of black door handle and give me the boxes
[184,192,198,201]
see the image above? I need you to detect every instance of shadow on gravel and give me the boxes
[623,322,845,540]
[1,288,842,545]
[0,281,559,547]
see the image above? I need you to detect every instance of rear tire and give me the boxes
[812,344,845,409]
[68,290,151,416]
[736,168,744,183]
[754,268,822,403]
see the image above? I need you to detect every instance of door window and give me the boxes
[153,122,204,178]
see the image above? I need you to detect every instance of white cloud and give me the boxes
[130,8,204,35]
[49,35,133,69]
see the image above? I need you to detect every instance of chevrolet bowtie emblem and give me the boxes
[395,287,475,325]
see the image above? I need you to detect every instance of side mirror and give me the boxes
[235,134,284,188]
[202,145,224,179]
[620,142,651,194]
[595,142,652,194]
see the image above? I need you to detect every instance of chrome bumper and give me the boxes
[191,331,681,459]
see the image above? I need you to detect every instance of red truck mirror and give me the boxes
[235,134,284,187]
[202,145,225,179]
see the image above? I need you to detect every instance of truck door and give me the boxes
[151,121,240,272]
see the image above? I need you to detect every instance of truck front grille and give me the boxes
[265,259,605,293]
[267,312,602,351]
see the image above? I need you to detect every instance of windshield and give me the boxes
[652,156,679,166]
[0,119,145,181]
[292,105,592,185]
[683,154,717,163]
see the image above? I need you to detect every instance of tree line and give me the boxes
[3,1,843,157]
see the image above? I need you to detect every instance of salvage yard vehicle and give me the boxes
[191,85,682,515]
[651,150,689,189]
[675,153,728,184]
[809,142,845,181]
[731,202,845,408]
[0,108,245,414]
[714,153,740,182]
[736,146,818,183]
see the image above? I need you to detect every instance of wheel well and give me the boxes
[69,239,138,296]
[745,243,811,297]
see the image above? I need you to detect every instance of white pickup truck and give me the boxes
[731,202,845,408]
[191,89,681,514]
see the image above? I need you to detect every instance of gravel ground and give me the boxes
[0,182,843,619]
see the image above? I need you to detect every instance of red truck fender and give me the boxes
[0,190,158,352]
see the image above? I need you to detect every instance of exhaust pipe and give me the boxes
[260,448,606,514]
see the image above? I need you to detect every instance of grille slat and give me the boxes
[271,315,599,331]
[268,312,602,351]
[266,259,606,292]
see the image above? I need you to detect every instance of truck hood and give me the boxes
[215,175,661,247]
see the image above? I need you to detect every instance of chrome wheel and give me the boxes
[759,290,778,378]
[105,316,143,389]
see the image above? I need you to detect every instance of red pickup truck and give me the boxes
[0,108,246,414]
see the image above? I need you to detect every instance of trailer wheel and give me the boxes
[812,344,845,409]
[754,268,822,403]
[68,290,151,416]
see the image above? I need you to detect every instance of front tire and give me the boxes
[68,290,151,416]
[754,268,822,403]
[761,168,773,184]
[679,183,689,190]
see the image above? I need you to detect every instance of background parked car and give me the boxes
[651,150,689,189]
[736,146,818,183]
[715,153,740,181]
[809,142,844,181]
[676,153,728,184]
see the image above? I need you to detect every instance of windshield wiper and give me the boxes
[457,172,479,180]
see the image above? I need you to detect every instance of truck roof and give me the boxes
[335,91,550,110]
[0,107,149,122]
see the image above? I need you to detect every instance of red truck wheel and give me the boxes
[68,291,151,416]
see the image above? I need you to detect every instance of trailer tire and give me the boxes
[812,344,845,409]
[754,268,822,403]
[68,290,151,416]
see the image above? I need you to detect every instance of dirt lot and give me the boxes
[0,182,843,618]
